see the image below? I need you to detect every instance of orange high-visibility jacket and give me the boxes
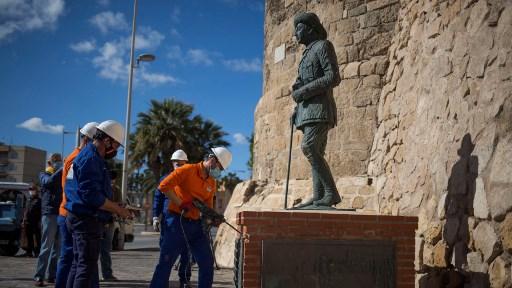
[159,162,216,220]
[59,148,80,217]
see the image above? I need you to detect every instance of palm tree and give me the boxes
[131,99,194,182]
[130,98,230,186]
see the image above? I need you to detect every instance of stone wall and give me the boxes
[368,0,512,286]
[216,0,512,286]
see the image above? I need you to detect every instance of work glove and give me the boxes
[179,201,194,213]
[152,217,160,232]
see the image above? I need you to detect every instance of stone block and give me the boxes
[474,221,502,264]
[473,177,489,219]
[336,18,359,33]
[336,48,348,64]
[424,222,443,245]
[362,75,381,88]
[499,213,512,253]
[415,236,425,271]
[361,11,380,28]
[366,0,398,11]
[352,196,365,209]
[347,46,359,62]
[344,61,361,78]
[467,251,488,273]
[359,61,375,76]
[489,255,512,288]
[423,243,434,266]
[433,241,448,267]
[487,138,512,220]
[348,4,367,17]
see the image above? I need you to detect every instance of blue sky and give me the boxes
[0,0,264,179]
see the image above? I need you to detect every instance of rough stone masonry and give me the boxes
[215,0,512,287]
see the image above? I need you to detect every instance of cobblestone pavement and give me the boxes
[0,225,235,288]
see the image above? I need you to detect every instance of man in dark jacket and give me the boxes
[22,185,41,257]
[291,12,342,209]
[34,153,63,286]
[64,120,131,288]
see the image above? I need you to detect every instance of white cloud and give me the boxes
[70,40,96,53]
[140,72,178,85]
[187,49,214,66]
[89,11,128,34]
[223,58,261,72]
[17,117,64,134]
[92,40,129,81]
[0,0,65,41]
[233,133,249,145]
[90,29,175,85]
[134,26,165,50]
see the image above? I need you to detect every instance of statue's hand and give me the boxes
[292,89,304,103]
[292,80,303,91]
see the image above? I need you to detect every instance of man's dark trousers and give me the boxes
[66,213,102,288]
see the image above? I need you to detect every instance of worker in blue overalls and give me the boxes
[152,149,192,288]
[64,120,132,288]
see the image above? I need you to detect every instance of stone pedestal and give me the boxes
[236,210,417,288]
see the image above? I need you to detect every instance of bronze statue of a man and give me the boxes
[291,12,342,209]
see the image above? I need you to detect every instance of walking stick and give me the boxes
[284,115,295,209]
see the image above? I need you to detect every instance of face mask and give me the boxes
[209,167,222,180]
[53,161,63,170]
[104,149,117,159]
[104,139,118,159]
[29,190,35,196]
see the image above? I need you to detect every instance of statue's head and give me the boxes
[294,12,327,45]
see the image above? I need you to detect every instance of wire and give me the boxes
[179,210,192,287]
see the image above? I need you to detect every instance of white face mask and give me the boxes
[29,190,35,196]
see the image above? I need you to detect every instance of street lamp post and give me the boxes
[61,130,74,158]
[121,0,156,202]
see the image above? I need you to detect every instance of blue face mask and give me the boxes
[209,167,222,180]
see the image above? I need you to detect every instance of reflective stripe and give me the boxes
[66,164,74,180]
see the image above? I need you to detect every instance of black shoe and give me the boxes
[102,275,118,281]
[47,278,55,284]
[33,278,45,287]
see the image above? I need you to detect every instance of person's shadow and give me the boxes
[419,134,489,287]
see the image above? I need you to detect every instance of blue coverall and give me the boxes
[153,174,192,285]
[64,143,112,288]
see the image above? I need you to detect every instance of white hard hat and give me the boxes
[96,120,125,145]
[211,147,232,170]
[171,150,188,161]
[79,122,99,139]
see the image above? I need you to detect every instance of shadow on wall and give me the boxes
[419,134,489,288]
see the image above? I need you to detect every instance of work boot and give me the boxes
[313,191,341,207]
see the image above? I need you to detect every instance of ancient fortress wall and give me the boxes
[216,0,512,285]
[368,0,512,285]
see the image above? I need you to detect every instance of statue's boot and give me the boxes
[293,189,322,209]
[313,191,341,207]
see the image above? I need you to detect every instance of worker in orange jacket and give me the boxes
[55,122,98,288]
[150,147,232,288]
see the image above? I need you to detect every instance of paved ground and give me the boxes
[0,224,235,288]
